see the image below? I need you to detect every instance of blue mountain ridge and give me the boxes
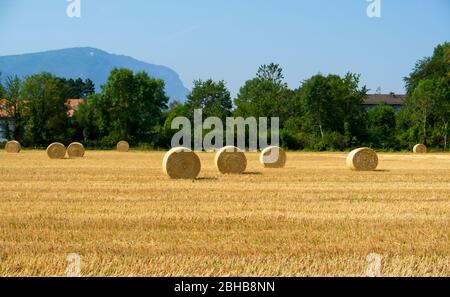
[0,47,189,102]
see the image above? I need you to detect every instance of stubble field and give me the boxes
[0,150,449,276]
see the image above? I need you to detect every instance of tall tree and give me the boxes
[159,101,190,148]
[234,63,293,125]
[73,78,85,98]
[186,79,232,120]
[21,73,71,146]
[59,78,96,98]
[405,42,450,95]
[339,73,368,144]
[433,77,450,150]
[299,74,332,139]
[410,80,435,145]
[83,79,95,97]
[367,103,397,148]
[76,68,168,146]
[402,42,450,150]
[256,63,286,86]
[2,76,25,141]
[297,73,367,146]
[0,72,8,140]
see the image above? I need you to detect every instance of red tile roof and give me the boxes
[66,99,86,117]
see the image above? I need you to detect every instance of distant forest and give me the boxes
[0,42,449,151]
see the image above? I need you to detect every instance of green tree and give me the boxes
[59,78,95,98]
[405,42,450,95]
[83,79,95,97]
[2,76,26,141]
[73,78,85,98]
[256,63,285,85]
[186,79,232,120]
[0,73,8,140]
[72,94,101,144]
[401,42,450,150]
[76,68,168,146]
[299,74,332,139]
[406,79,437,146]
[293,73,367,150]
[338,73,368,145]
[159,101,190,148]
[367,103,397,149]
[431,77,450,150]
[234,63,293,124]
[299,74,366,138]
[21,73,71,146]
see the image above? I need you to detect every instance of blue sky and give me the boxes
[0,0,449,95]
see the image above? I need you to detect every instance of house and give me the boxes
[362,92,406,111]
[66,99,86,118]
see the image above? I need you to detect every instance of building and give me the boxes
[66,99,86,118]
[362,92,406,111]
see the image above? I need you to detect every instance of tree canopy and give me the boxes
[0,42,448,151]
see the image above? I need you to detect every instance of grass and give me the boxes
[0,150,449,276]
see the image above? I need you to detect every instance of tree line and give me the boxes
[0,42,449,151]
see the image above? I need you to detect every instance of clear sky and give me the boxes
[0,0,449,95]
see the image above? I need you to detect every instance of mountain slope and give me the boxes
[0,47,189,102]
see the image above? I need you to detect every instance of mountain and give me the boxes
[0,47,189,102]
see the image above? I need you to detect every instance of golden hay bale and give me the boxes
[46,142,66,159]
[215,146,247,174]
[117,141,130,152]
[346,147,378,171]
[67,142,85,158]
[163,147,201,179]
[5,140,21,153]
[413,144,427,154]
[260,146,287,168]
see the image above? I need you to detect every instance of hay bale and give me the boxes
[117,141,129,152]
[67,142,85,158]
[346,147,378,171]
[46,142,66,159]
[413,144,427,154]
[163,147,201,179]
[260,146,287,168]
[215,146,247,174]
[5,140,21,153]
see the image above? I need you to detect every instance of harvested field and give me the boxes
[0,151,449,276]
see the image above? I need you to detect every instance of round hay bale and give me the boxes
[260,146,287,168]
[163,147,201,179]
[215,146,247,174]
[413,144,427,154]
[5,140,21,153]
[67,142,85,158]
[117,141,129,152]
[46,142,66,159]
[346,147,378,171]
